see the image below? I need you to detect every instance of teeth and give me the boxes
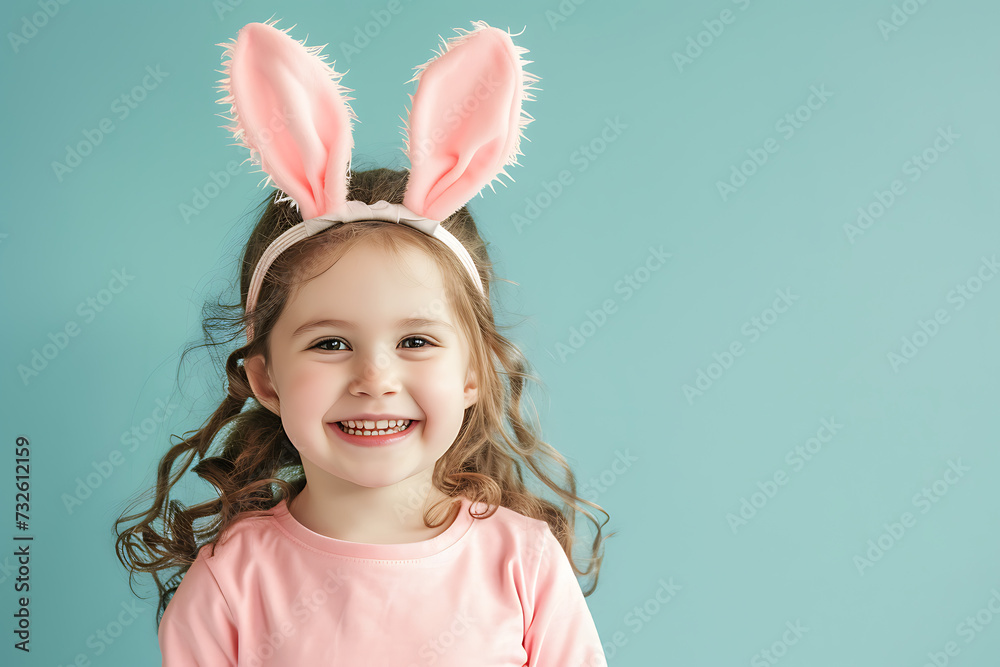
[343,419,410,429]
[337,419,412,436]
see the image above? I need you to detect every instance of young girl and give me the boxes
[115,18,612,665]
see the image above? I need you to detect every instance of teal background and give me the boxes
[2,0,999,665]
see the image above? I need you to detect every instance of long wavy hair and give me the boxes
[114,166,614,625]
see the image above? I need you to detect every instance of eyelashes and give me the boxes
[309,336,437,352]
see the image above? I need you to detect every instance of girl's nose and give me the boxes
[348,348,401,397]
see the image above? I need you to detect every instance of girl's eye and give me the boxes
[310,336,436,351]
[311,338,347,352]
[400,336,435,349]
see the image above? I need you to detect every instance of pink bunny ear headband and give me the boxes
[215,19,540,342]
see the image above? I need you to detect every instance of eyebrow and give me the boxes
[290,318,456,339]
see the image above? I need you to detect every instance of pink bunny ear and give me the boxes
[216,20,357,221]
[401,21,540,222]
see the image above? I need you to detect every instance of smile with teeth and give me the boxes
[336,419,413,436]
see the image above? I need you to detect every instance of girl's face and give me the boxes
[245,240,478,493]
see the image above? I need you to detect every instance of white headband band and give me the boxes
[245,200,484,341]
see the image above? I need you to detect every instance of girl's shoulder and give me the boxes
[474,498,553,531]
[468,499,555,556]
[192,505,283,564]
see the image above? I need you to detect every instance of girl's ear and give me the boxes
[463,366,479,410]
[244,354,280,415]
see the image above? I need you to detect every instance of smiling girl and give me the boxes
[115,18,612,665]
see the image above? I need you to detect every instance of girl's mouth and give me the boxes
[335,419,413,436]
[329,419,419,448]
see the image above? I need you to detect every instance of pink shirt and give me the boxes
[157,495,608,666]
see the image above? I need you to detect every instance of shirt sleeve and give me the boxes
[522,523,608,667]
[157,556,238,666]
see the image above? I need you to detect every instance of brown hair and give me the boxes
[114,166,614,625]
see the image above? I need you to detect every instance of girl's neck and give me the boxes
[286,483,460,545]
